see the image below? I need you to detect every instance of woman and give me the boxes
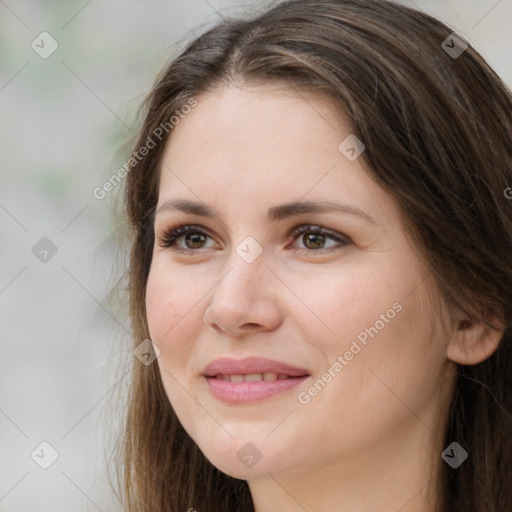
[115,0,512,510]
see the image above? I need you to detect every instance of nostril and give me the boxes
[243,323,260,329]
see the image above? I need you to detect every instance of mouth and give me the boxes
[211,372,297,382]
[202,357,310,403]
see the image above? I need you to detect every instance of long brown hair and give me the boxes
[113,1,512,510]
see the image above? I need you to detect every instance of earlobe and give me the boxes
[447,311,505,365]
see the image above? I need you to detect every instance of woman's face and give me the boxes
[146,84,455,481]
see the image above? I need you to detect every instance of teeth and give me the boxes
[244,373,263,382]
[214,372,289,382]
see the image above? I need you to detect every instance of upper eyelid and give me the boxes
[157,223,342,238]
[157,223,349,249]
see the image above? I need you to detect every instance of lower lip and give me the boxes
[205,376,309,403]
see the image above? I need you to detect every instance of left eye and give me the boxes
[158,224,349,253]
[288,225,349,252]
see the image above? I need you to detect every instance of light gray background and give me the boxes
[1,0,510,510]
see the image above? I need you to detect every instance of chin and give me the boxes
[206,452,282,480]
[194,434,297,481]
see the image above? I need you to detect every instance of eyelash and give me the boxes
[157,224,350,255]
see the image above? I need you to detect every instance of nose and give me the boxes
[203,253,283,337]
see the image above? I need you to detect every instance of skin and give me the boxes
[145,84,501,512]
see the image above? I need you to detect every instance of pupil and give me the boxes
[304,233,324,249]
[186,233,205,248]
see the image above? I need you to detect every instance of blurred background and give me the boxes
[0,0,510,510]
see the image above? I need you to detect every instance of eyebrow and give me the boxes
[154,199,378,225]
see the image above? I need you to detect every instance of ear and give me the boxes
[447,310,505,365]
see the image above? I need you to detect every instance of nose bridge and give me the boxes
[204,240,281,334]
[217,241,267,301]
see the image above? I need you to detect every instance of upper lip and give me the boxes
[203,357,310,377]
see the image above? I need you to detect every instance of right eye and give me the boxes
[158,224,217,253]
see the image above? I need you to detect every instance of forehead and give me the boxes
[161,84,347,173]
[156,84,397,227]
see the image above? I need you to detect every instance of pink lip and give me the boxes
[203,357,310,403]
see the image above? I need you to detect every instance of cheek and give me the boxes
[290,265,396,352]
[145,265,206,421]
[298,305,443,457]
[297,260,442,398]
[319,290,443,427]
[145,263,203,364]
